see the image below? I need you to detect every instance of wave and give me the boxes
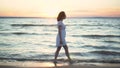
[11,24,76,27]
[0,57,120,63]
[80,24,103,26]
[0,32,51,36]
[82,45,120,50]
[0,32,39,35]
[70,51,120,56]
[71,35,120,38]
[0,43,11,46]
[81,35,120,38]
[11,24,56,27]
[75,59,120,63]
[71,35,81,37]
[89,51,120,56]
[71,23,119,27]
[0,51,120,63]
[103,40,120,44]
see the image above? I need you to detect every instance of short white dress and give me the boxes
[56,21,66,47]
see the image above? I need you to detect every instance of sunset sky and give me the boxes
[0,0,120,17]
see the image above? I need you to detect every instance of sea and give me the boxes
[0,17,120,63]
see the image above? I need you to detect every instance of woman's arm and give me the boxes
[58,25,63,44]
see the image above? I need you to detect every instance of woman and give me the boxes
[54,11,71,63]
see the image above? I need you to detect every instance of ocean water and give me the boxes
[0,17,120,63]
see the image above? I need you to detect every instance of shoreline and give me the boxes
[0,61,120,68]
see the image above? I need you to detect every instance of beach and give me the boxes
[0,17,120,68]
[0,61,120,68]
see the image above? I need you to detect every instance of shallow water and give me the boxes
[0,17,120,63]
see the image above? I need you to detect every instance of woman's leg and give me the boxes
[63,45,71,62]
[54,46,62,62]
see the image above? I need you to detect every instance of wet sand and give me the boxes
[0,61,120,68]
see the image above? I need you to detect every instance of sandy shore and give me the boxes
[0,61,120,68]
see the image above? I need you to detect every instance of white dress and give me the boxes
[56,21,66,47]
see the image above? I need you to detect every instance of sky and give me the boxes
[0,0,120,17]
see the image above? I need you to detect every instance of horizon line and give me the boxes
[0,16,120,18]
